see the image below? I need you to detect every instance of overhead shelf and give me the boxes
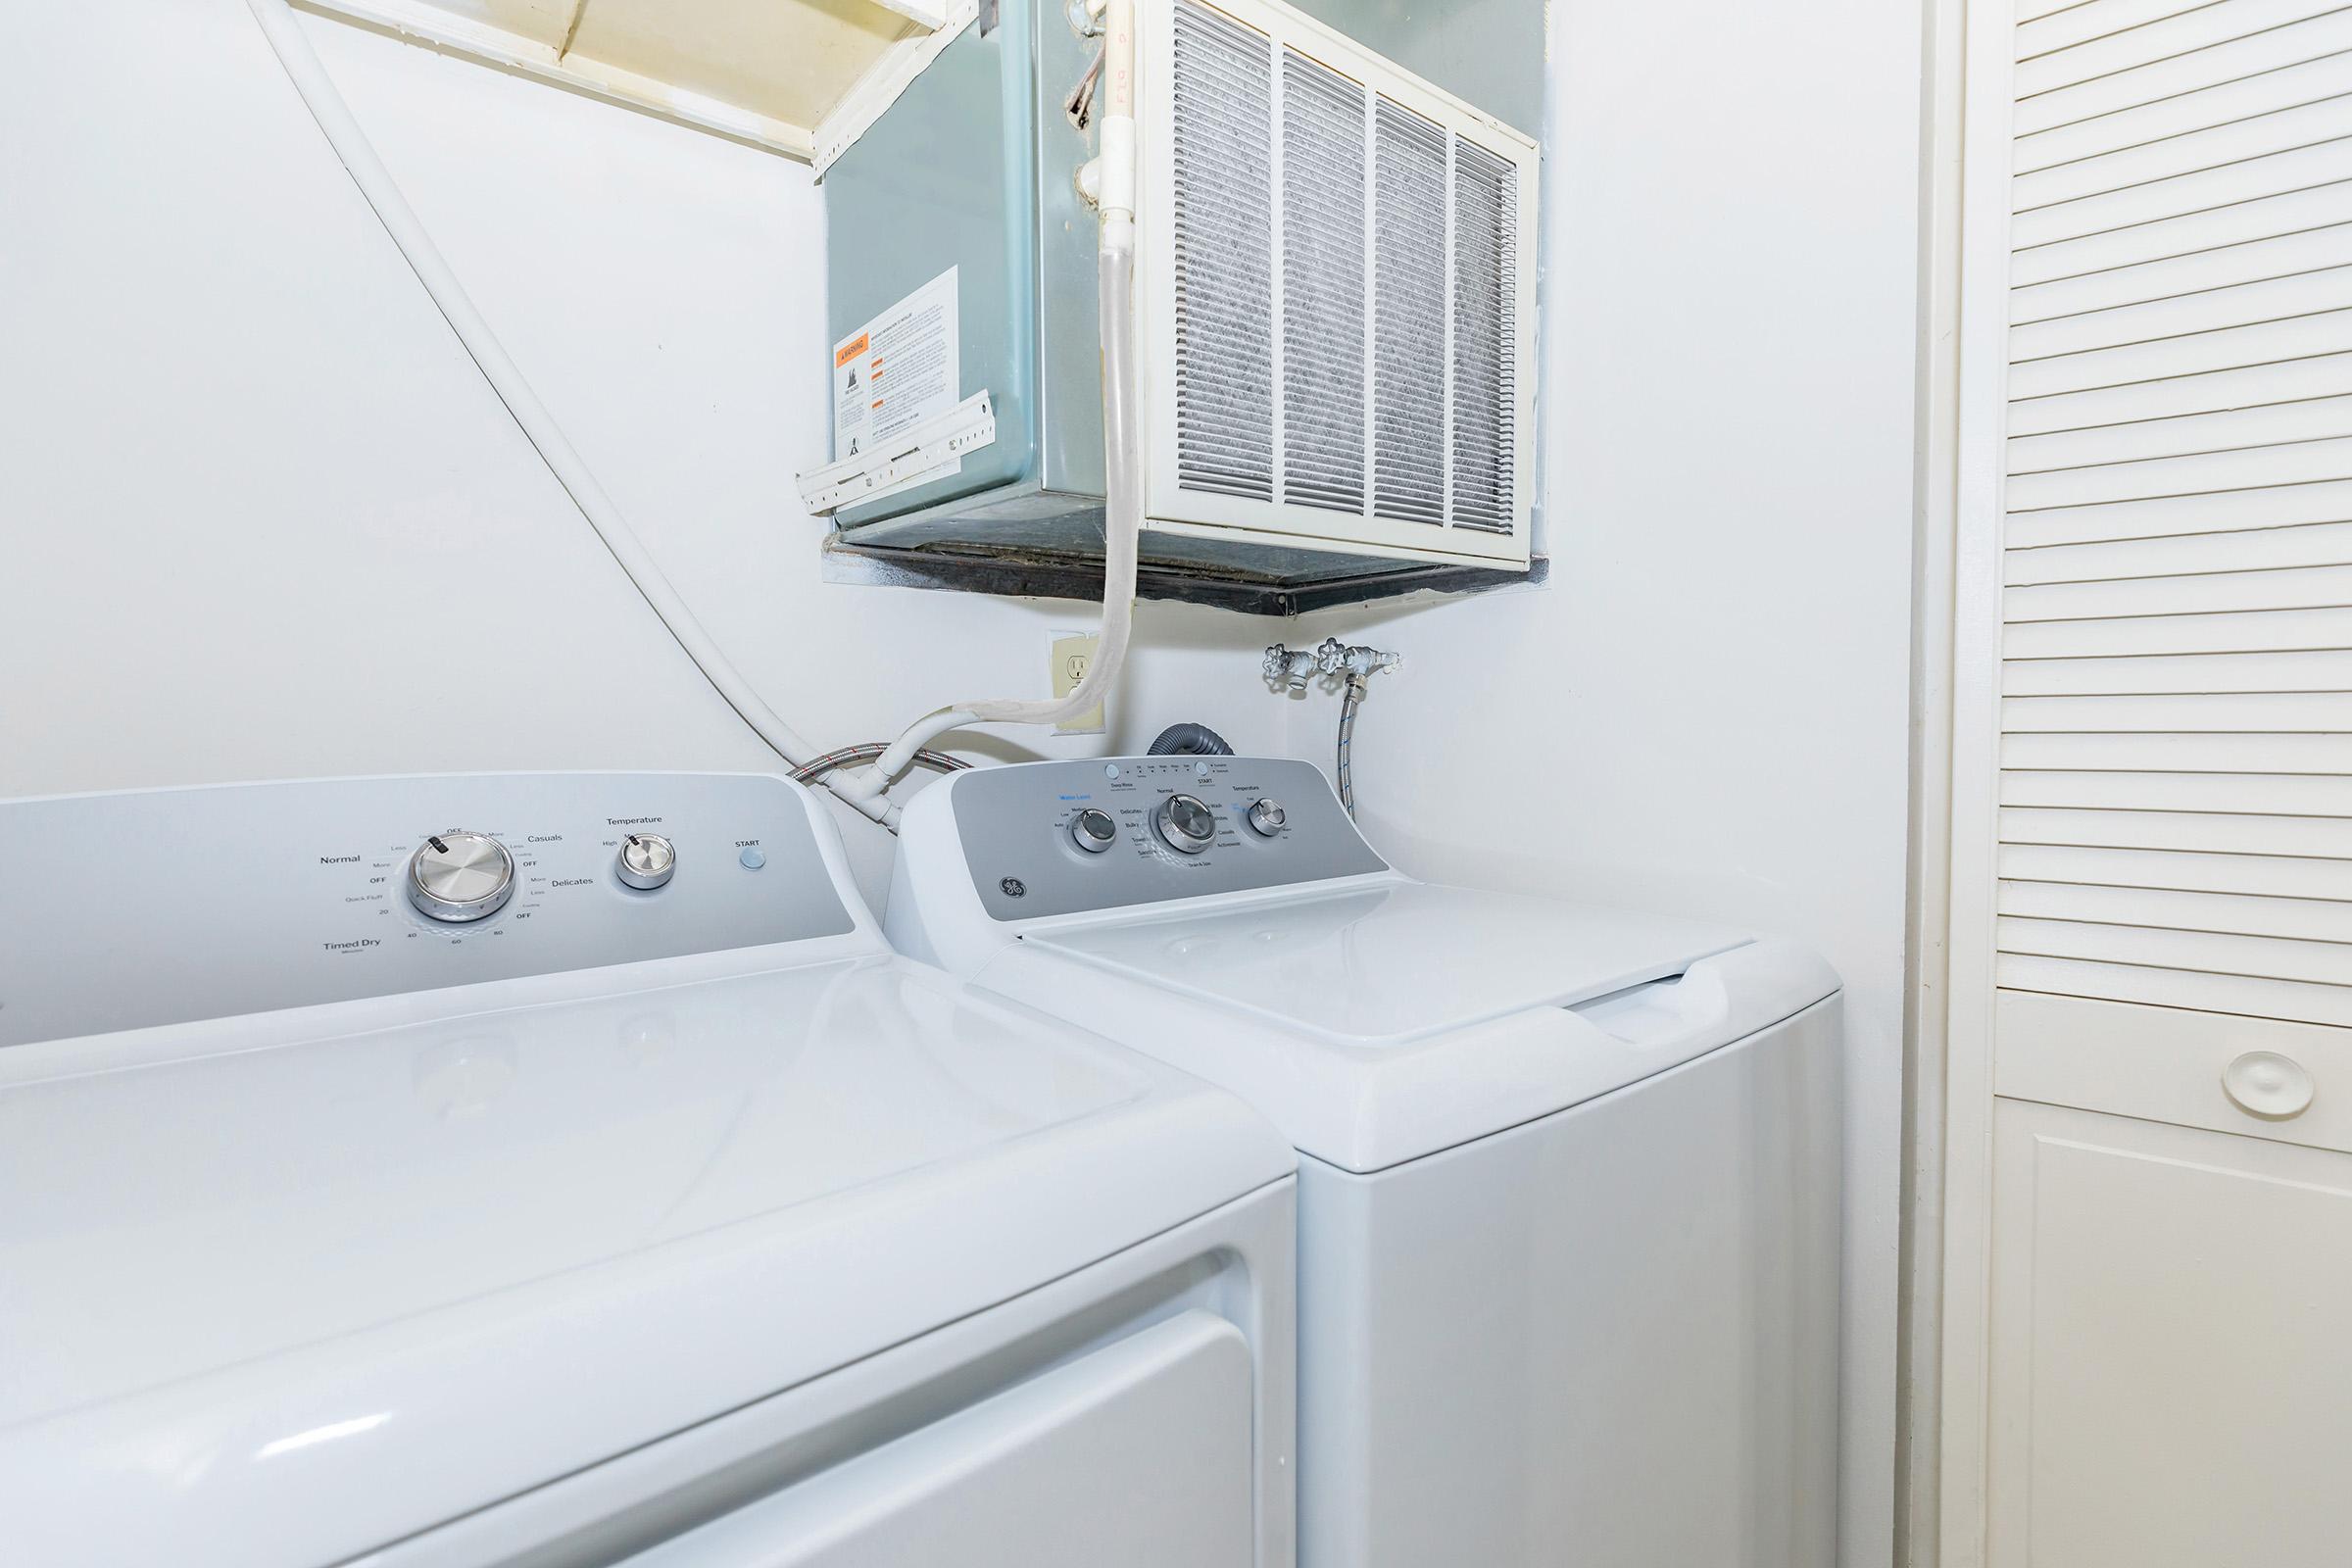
[297,0,979,169]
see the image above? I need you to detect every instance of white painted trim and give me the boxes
[1936,0,2018,1561]
[1896,0,1968,1559]
[810,0,982,175]
[295,0,819,160]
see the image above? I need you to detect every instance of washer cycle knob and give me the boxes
[617,833,676,890]
[1070,808,1119,855]
[408,831,515,923]
[1154,793,1217,855]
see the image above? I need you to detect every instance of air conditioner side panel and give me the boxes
[825,9,1039,528]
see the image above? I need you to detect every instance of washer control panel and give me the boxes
[948,757,1388,922]
[0,773,855,1048]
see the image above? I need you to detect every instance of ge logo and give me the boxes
[1000,877,1028,899]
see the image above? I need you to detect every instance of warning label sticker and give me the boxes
[832,268,960,477]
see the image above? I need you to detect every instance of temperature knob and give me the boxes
[1247,799,1287,837]
[1154,793,1217,855]
[408,831,514,923]
[617,833,676,890]
[1069,808,1118,854]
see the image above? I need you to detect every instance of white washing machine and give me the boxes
[888,756,1843,1568]
[0,771,1296,1568]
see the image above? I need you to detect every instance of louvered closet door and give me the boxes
[1998,0,2352,1044]
[1978,4,2352,1563]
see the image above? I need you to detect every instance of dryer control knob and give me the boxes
[1154,793,1217,855]
[1247,799,1287,837]
[1070,808,1118,854]
[617,833,676,890]
[408,831,515,923]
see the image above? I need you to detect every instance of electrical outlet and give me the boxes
[1050,630,1105,735]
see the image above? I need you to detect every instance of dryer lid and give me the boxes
[1022,881,1756,1048]
[0,956,1290,1568]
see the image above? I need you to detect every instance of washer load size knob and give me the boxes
[1154,794,1218,855]
[1069,808,1118,855]
[617,833,676,890]
[408,831,515,923]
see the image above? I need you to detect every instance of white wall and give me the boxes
[0,0,1277,906]
[1295,3,1923,1562]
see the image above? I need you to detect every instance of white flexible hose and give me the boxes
[243,0,825,775]
[833,0,1143,814]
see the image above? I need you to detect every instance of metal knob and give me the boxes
[1247,799,1287,837]
[1069,808,1118,855]
[1154,793,1217,855]
[617,833,676,890]
[408,831,515,923]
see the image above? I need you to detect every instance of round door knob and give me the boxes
[2224,1051,2315,1120]
[408,831,514,923]
[1247,799,1287,837]
[1154,793,1217,855]
[617,833,676,890]
[1069,808,1118,854]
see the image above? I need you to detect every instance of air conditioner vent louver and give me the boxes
[1280,49,1369,515]
[1171,2,1276,502]
[1449,139,1518,533]
[1373,97,1450,527]
[1161,0,1533,555]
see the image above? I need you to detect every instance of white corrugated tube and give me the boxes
[831,0,1143,825]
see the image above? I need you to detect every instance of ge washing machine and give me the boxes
[0,771,1296,1568]
[889,756,1843,1568]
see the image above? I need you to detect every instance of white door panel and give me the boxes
[1986,1101,2352,1566]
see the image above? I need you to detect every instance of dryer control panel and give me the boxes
[946,757,1389,922]
[0,773,855,1048]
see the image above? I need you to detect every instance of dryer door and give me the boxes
[621,1309,1255,1567]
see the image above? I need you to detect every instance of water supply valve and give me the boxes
[1264,644,1318,692]
[1314,638,1403,681]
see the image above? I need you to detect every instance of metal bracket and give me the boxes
[796,392,998,517]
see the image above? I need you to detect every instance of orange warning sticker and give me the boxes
[833,333,869,368]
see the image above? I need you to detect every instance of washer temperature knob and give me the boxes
[617,833,676,890]
[1070,808,1118,854]
[1154,794,1217,855]
[1247,799,1287,837]
[408,831,515,923]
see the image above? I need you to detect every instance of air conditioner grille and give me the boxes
[1280,49,1369,514]
[1372,97,1449,527]
[1171,1,1276,501]
[1163,0,1527,547]
[1449,139,1518,533]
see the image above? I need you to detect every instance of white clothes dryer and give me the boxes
[888,755,1842,1568]
[0,772,1296,1568]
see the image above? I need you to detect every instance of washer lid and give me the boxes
[1003,889,1838,1172]
[0,956,1290,1568]
[1024,882,1755,1047]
